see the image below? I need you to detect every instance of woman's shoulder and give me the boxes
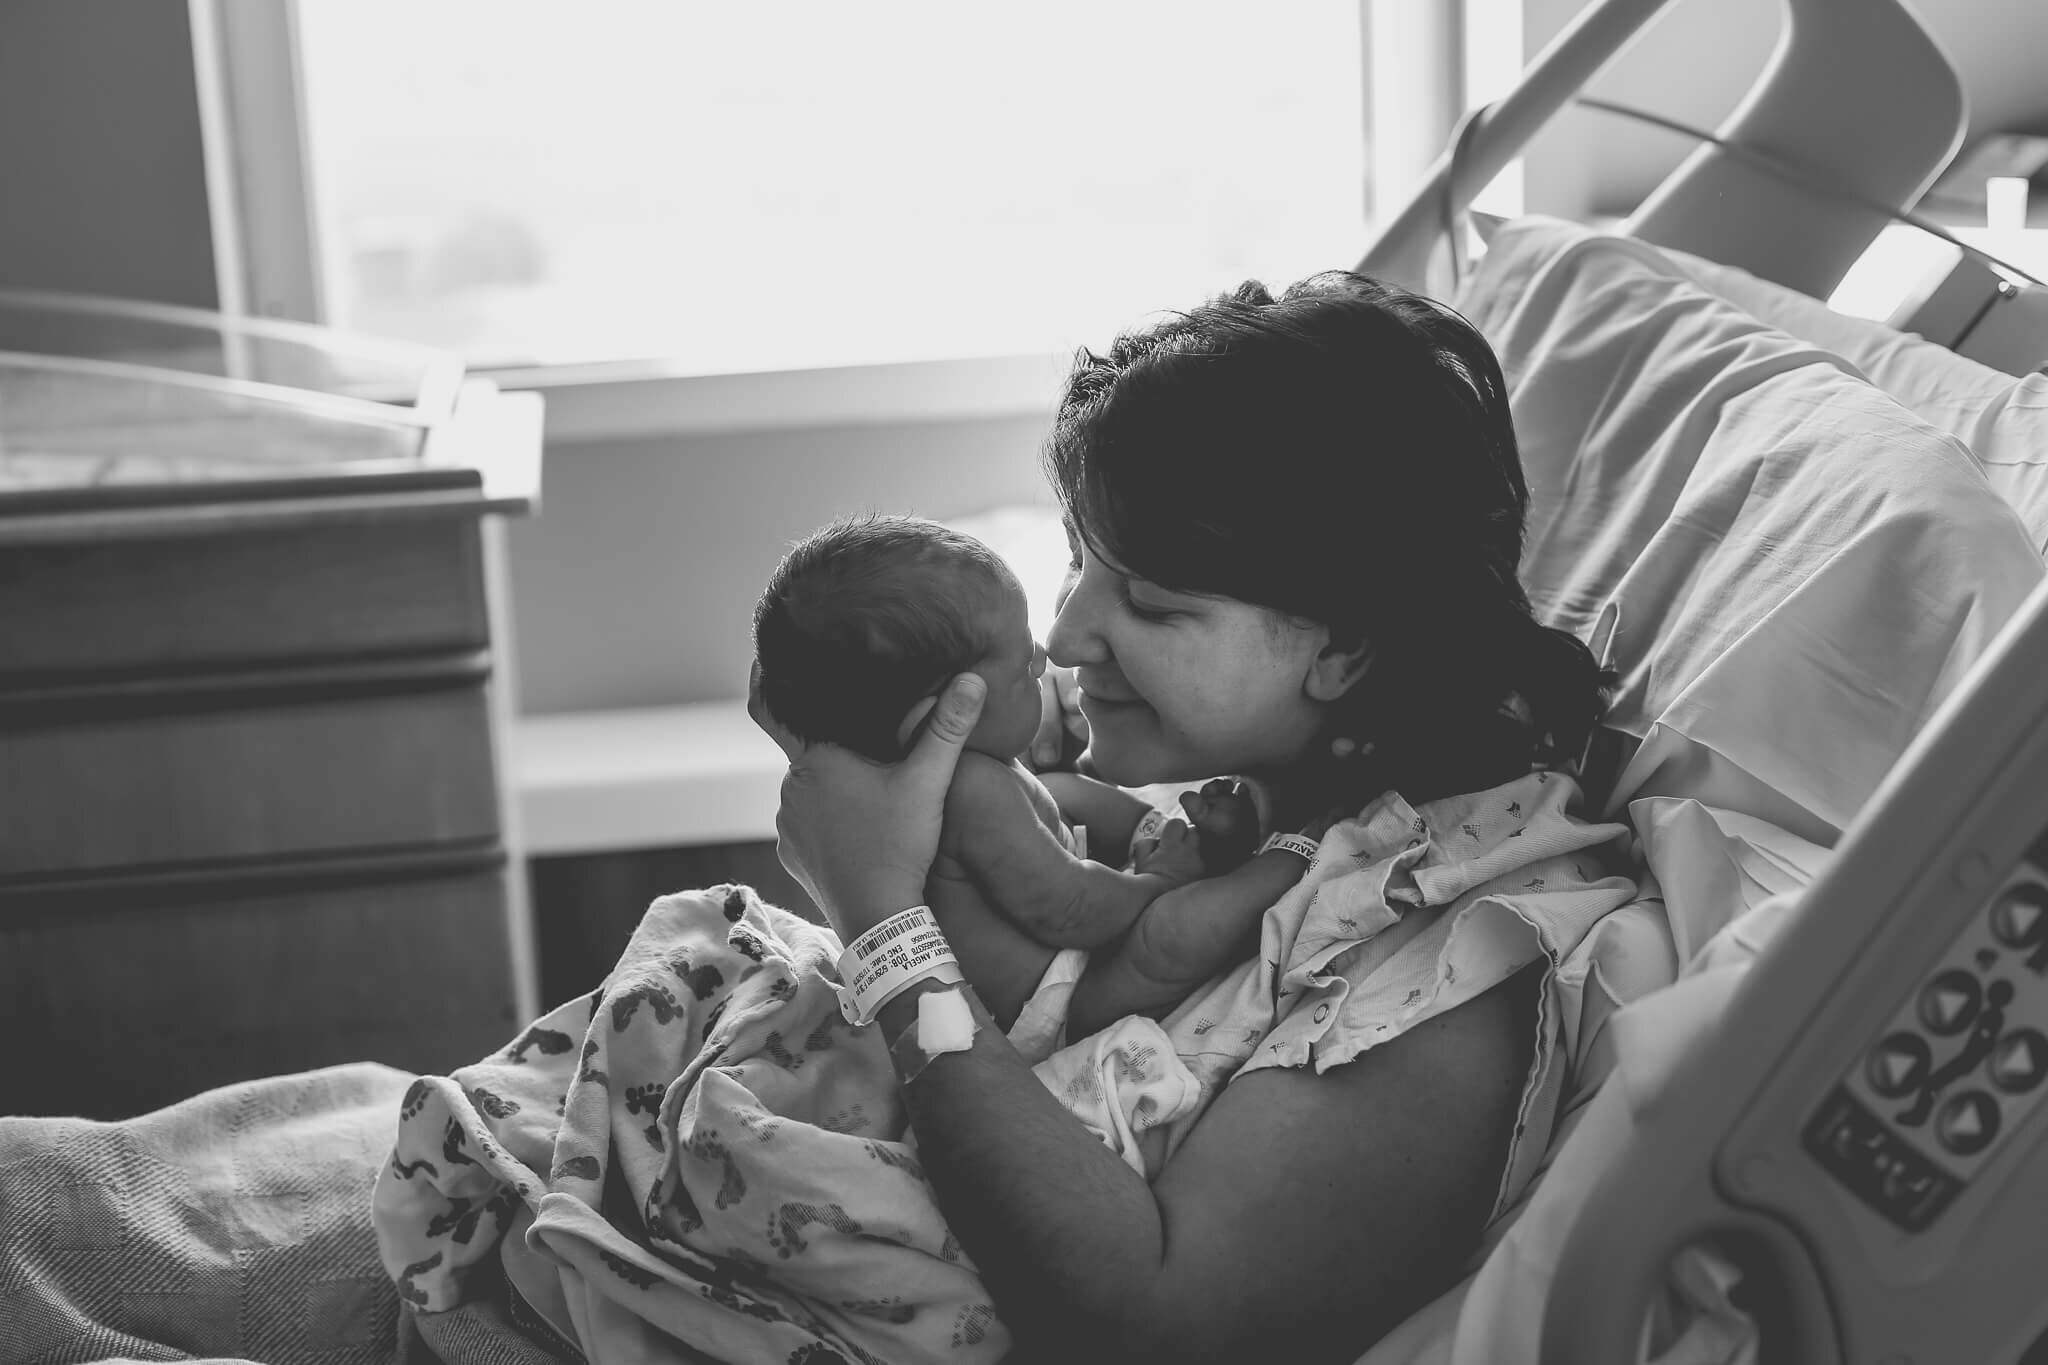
[1234,768,1634,1071]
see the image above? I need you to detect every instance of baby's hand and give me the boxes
[1130,817,1207,883]
[1179,778,1261,872]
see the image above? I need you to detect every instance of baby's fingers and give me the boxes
[1183,783,1251,835]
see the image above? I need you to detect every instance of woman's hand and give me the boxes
[747,661,986,940]
[1024,661,1089,772]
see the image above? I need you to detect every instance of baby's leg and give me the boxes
[925,881,1059,1031]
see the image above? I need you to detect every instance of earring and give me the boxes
[1329,736,1377,761]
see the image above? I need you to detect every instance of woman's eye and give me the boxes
[1121,593,1175,623]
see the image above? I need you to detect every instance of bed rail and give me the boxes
[1357,0,1967,303]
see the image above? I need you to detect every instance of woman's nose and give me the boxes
[1045,569,1104,668]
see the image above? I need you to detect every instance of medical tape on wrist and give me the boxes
[833,906,964,1026]
[888,980,982,1083]
[1259,832,1322,864]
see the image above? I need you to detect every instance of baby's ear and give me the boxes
[1305,631,1372,703]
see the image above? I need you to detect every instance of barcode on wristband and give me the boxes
[864,914,923,950]
[836,906,963,1026]
[846,926,953,998]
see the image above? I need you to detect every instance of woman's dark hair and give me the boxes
[1043,272,1613,803]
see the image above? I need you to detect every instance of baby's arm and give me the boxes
[1064,848,1309,1038]
[945,758,1188,951]
[1034,771,1157,866]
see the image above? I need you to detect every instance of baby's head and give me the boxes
[754,515,1048,762]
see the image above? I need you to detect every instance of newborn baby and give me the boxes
[753,514,1315,1042]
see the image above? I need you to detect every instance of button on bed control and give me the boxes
[1919,970,1982,1036]
[1866,1034,1931,1097]
[1803,1087,1962,1231]
[1934,1092,2001,1156]
[1989,1029,2048,1094]
[1991,883,2048,949]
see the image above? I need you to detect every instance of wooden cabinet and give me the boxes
[0,388,542,1118]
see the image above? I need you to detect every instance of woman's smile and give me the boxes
[1076,674,1145,710]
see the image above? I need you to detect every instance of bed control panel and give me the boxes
[1541,573,2048,1365]
[1804,866,2048,1231]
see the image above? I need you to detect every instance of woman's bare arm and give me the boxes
[1064,848,1306,1037]
[881,964,1540,1363]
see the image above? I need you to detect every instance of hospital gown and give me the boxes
[371,770,1639,1364]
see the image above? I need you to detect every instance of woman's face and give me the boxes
[1045,519,1331,787]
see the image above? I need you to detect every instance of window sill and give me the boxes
[512,701,784,857]
[488,352,1073,444]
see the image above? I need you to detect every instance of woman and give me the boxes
[754,272,1623,1361]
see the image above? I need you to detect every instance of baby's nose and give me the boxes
[1029,641,1048,679]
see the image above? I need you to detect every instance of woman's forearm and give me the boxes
[878,979,1171,1352]
[992,861,1179,949]
[1067,851,1304,1037]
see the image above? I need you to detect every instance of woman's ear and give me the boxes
[1304,631,1372,702]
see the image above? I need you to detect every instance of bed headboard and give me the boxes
[1357,0,1967,303]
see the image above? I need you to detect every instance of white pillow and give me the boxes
[1659,244,2048,555]
[1453,217,2044,844]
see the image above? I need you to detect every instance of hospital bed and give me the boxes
[1349,0,2048,1361]
[7,0,2048,1360]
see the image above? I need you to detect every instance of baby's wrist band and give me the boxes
[1259,832,1322,864]
[833,905,964,1027]
[1130,806,1172,849]
[887,979,983,1083]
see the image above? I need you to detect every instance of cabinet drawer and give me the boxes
[0,517,487,679]
[0,682,500,879]
[0,867,519,1118]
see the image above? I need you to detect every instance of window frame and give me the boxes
[194,0,1435,442]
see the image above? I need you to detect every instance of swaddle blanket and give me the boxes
[373,884,1010,1365]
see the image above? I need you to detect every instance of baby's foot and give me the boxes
[1180,779,1261,872]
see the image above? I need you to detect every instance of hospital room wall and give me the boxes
[0,4,219,306]
[503,420,1056,713]
[9,0,2048,717]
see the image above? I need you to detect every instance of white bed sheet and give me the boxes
[1347,217,2045,1365]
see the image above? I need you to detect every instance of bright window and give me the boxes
[292,1,1367,376]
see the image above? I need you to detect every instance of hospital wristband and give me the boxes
[833,906,966,1027]
[1259,832,1322,864]
[886,979,983,1084]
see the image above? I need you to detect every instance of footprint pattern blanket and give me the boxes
[372,884,1012,1365]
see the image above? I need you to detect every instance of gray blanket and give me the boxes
[0,1063,572,1365]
